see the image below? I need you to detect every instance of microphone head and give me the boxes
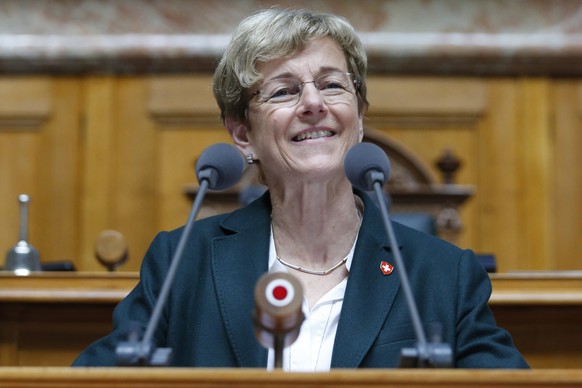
[195,143,245,190]
[253,272,304,349]
[344,142,391,191]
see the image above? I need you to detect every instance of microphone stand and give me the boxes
[116,170,215,366]
[369,172,453,368]
[274,335,285,369]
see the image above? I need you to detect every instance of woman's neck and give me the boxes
[269,181,362,267]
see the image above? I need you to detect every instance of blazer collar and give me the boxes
[211,193,272,367]
[331,191,402,368]
[212,191,401,368]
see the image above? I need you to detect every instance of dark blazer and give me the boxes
[73,191,528,368]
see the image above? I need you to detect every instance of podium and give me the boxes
[1,271,582,368]
[0,368,581,388]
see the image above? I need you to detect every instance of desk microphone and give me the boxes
[116,143,245,366]
[253,272,304,369]
[344,142,453,368]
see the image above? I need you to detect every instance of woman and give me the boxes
[73,8,528,369]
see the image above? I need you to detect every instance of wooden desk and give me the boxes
[0,272,138,367]
[488,272,582,369]
[0,368,582,388]
[1,272,581,368]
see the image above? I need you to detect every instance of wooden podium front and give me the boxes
[0,368,581,388]
[1,272,582,368]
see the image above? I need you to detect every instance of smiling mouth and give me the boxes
[293,130,335,142]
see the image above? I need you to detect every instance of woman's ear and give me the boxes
[226,117,254,156]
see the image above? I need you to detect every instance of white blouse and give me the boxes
[266,226,356,371]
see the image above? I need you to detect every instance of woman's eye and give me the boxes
[270,88,292,98]
[268,84,300,99]
[320,80,346,90]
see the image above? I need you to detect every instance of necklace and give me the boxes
[273,198,363,276]
[276,253,349,276]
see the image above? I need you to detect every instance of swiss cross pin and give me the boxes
[380,261,394,275]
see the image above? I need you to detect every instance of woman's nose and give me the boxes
[297,82,327,112]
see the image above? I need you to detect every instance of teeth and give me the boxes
[295,130,333,141]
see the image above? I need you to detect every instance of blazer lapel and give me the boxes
[331,192,401,368]
[210,191,402,368]
[211,195,272,367]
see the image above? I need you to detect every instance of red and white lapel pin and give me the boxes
[380,261,394,275]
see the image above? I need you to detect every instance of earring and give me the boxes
[246,153,254,165]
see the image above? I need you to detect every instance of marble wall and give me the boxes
[0,0,581,74]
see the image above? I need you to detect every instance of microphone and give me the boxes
[253,272,304,369]
[195,143,246,191]
[344,142,452,368]
[116,143,245,366]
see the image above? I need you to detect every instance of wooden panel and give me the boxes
[0,273,138,366]
[149,76,232,230]
[553,81,582,270]
[108,78,159,272]
[149,75,221,124]
[366,76,485,250]
[515,79,554,270]
[2,74,582,273]
[1,273,582,368]
[0,78,51,125]
[37,79,83,266]
[0,77,81,269]
[0,78,51,262]
[365,76,487,123]
[490,272,582,368]
[0,321,17,366]
[0,272,138,302]
[3,303,114,366]
[79,77,118,271]
[79,77,164,272]
[1,368,582,388]
[74,75,232,271]
[477,79,521,271]
[365,76,562,272]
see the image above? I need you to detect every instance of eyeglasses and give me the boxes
[249,71,359,108]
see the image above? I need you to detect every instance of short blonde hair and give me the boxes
[213,8,369,123]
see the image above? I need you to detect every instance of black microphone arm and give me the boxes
[344,142,453,368]
[116,143,245,366]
